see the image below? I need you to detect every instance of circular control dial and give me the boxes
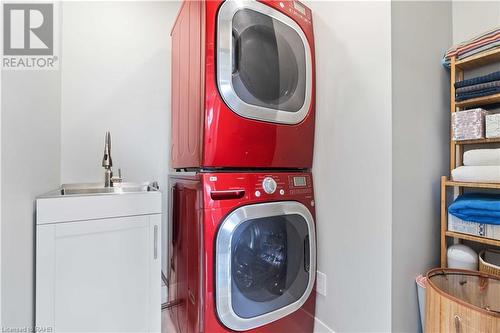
[262,177,277,194]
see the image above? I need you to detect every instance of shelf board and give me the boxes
[445,231,500,247]
[454,137,500,145]
[455,92,500,108]
[455,48,500,70]
[445,179,500,189]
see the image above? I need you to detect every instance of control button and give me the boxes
[279,189,285,195]
[255,190,261,197]
[262,177,277,194]
[311,200,315,207]
[279,2,284,8]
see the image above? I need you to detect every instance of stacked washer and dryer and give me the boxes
[167,1,317,332]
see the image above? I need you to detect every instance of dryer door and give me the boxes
[217,0,312,125]
[216,201,316,331]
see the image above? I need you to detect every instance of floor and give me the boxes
[162,309,176,333]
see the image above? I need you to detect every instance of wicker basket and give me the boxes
[479,249,500,277]
[425,269,500,332]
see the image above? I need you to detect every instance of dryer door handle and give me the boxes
[210,190,245,200]
[232,29,239,74]
[304,235,310,273]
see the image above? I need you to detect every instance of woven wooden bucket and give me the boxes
[425,269,500,333]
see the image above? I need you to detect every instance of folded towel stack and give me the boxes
[442,27,500,69]
[454,71,500,102]
[452,149,500,183]
[449,193,500,225]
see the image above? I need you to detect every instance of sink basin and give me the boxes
[46,182,159,197]
[37,181,162,224]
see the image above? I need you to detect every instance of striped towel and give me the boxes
[442,27,500,68]
[458,41,500,60]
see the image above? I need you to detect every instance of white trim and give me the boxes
[0,32,3,326]
[314,316,335,333]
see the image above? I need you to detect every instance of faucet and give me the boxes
[101,132,122,187]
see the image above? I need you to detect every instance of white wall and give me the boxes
[452,1,500,79]
[306,1,392,332]
[60,1,181,273]
[452,1,500,44]
[391,2,451,332]
[1,70,61,327]
[1,2,181,327]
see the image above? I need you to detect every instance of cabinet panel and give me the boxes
[167,180,202,333]
[36,215,161,332]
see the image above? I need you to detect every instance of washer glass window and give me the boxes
[216,202,316,331]
[231,214,309,318]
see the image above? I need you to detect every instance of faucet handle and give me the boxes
[111,168,123,184]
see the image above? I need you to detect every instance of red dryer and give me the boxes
[171,0,316,170]
[167,171,317,333]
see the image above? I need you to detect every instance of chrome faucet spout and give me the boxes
[102,132,113,187]
[102,131,113,169]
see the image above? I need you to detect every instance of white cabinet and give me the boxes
[36,189,161,333]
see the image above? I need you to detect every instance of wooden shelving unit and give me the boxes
[445,231,500,247]
[441,176,500,267]
[441,50,500,268]
[454,137,500,145]
[455,47,500,70]
[455,92,500,108]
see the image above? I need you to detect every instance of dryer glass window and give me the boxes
[231,9,306,113]
[230,214,310,318]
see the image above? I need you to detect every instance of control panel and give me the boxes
[287,174,313,196]
[205,173,313,204]
[254,174,313,198]
[274,1,312,25]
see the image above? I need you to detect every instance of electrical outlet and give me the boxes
[316,270,327,296]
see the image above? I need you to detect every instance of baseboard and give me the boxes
[314,316,335,333]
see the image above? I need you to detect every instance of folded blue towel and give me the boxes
[455,71,500,89]
[449,193,500,225]
[456,86,500,101]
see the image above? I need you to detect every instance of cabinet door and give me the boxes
[36,215,161,332]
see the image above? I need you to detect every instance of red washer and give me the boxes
[167,171,317,333]
[170,0,316,170]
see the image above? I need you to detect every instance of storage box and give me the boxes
[448,213,500,240]
[486,113,500,138]
[452,108,488,141]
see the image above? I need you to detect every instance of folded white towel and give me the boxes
[452,166,500,183]
[464,149,500,166]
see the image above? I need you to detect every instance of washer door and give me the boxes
[216,201,316,331]
[217,0,312,125]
